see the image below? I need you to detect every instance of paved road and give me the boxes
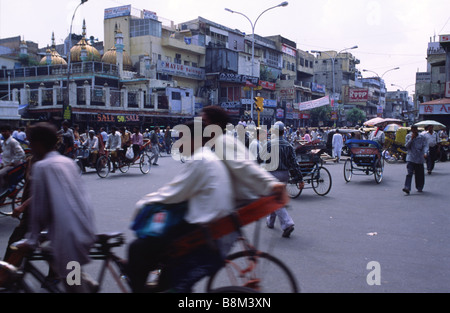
[1,154,449,293]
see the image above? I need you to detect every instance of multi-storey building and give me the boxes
[416,35,450,128]
[313,50,360,124]
[385,90,411,120]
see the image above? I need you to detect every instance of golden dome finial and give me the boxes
[82,19,87,38]
[69,20,101,63]
[51,32,56,50]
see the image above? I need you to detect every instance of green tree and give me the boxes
[310,106,332,126]
[346,108,366,126]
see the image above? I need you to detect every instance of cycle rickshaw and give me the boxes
[286,141,332,198]
[343,139,384,184]
[0,162,27,217]
[96,141,152,178]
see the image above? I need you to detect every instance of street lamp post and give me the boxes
[65,0,88,113]
[362,67,400,80]
[391,83,415,120]
[362,67,399,118]
[225,2,288,120]
[311,46,358,125]
[311,46,358,99]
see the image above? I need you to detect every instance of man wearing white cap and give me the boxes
[260,122,304,238]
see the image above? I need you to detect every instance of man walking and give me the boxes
[422,125,439,175]
[149,126,161,166]
[403,125,427,195]
[259,122,304,238]
[332,129,344,163]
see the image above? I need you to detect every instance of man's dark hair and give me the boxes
[202,106,230,130]
[27,122,58,150]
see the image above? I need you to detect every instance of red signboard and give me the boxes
[349,88,369,102]
[260,81,276,91]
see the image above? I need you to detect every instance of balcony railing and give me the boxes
[0,62,119,80]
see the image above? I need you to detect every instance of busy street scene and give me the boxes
[0,0,450,298]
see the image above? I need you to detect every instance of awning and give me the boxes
[420,98,450,105]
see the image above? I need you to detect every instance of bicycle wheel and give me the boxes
[286,178,302,199]
[311,166,332,196]
[118,160,130,173]
[96,156,111,178]
[374,159,383,184]
[11,181,25,211]
[0,195,14,216]
[209,286,259,293]
[0,180,24,216]
[343,159,353,182]
[140,153,151,174]
[206,250,299,293]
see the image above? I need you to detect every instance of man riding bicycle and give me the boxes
[0,125,26,195]
[128,120,233,292]
[105,126,121,173]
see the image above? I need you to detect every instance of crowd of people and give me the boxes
[0,110,449,293]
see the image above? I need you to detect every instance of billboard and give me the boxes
[349,88,369,102]
[298,96,330,111]
[104,5,131,19]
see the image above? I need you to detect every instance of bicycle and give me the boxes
[96,141,152,178]
[0,162,27,217]
[0,232,129,293]
[0,196,299,293]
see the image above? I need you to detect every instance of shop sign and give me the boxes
[104,5,131,19]
[158,61,205,80]
[349,88,369,102]
[419,104,450,115]
[260,81,276,91]
[97,113,140,123]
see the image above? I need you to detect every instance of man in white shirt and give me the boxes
[18,122,97,292]
[128,120,233,292]
[332,129,344,163]
[369,126,386,146]
[0,125,26,193]
[105,126,121,172]
[84,130,99,166]
[422,125,439,175]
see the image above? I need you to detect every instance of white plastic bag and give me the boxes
[126,146,134,159]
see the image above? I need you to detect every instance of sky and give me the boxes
[1,0,449,94]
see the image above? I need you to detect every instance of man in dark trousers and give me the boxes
[403,125,428,195]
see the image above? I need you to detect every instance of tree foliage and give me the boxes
[346,108,366,126]
[310,106,332,126]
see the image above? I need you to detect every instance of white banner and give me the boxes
[298,96,330,111]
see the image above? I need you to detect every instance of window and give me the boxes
[220,86,240,102]
[130,18,162,38]
[174,54,182,64]
[172,92,181,100]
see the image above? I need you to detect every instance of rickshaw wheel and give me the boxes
[374,159,383,184]
[343,159,353,183]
